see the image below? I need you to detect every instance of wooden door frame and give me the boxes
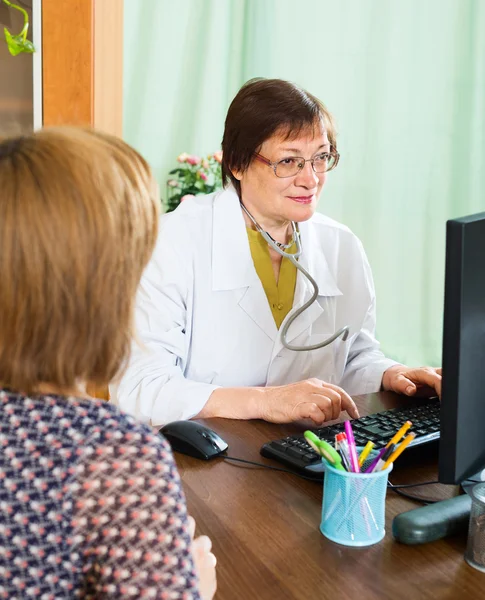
[42,0,123,398]
[42,0,123,136]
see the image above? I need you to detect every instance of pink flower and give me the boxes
[180,194,195,202]
[213,151,223,164]
[177,153,189,163]
[198,171,208,182]
[186,155,201,165]
[202,159,209,170]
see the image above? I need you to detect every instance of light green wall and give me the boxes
[123,0,485,367]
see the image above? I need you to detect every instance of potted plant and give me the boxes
[164,151,223,213]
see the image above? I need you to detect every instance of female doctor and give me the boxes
[111,78,442,427]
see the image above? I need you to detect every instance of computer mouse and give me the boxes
[160,420,228,460]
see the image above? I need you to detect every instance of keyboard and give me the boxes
[260,398,441,479]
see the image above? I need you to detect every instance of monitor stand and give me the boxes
[462,469,485,491]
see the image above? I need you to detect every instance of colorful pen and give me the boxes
[386,420,412,448]
[336,433,352,472]
[364,446,388,473]
[381,433,416,470]
[344,420,360,473]
[371,443,395,472]
[358,441,375,468]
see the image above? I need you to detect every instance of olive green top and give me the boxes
[246,227,297,329]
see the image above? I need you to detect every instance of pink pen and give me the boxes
[344,420,360,473]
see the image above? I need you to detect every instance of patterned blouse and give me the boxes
[0,389,201,599]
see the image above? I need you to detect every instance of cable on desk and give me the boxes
[222,455,320,482]
[388,480,439,489]
[222,457,455,502]
[387,481,442,504]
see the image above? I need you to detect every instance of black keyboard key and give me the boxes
[286,446,309,459]
[269,441,289,453]
[303,453,319,463]
[361,424,393,437]
[316,428,339,440]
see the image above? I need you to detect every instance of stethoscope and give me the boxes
[241,203,349,351]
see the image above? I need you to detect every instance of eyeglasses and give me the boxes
[254,149,340,178]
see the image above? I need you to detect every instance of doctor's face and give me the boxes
[235,125,329,227]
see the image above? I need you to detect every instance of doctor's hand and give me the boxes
[261,378,360,426]
[187,515,217,600]
[382,365,442,399]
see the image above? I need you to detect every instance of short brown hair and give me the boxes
[0,127,159,394]
[221,78,337,196]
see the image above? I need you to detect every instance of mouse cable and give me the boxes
[388,480,439,489]
[221,455,321,482]
[388,487,438,504]
[387,479,477,505]
[387,480,444,504]
[222,456,451,501]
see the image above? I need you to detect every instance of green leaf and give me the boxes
[164,152,223,213]
[3,1,36,56]
[4,28,23,56]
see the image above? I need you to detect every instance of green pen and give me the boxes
[304,431,346,471]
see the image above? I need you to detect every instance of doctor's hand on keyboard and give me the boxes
[260,378,360,425]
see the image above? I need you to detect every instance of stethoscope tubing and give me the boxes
[240,203,349,351]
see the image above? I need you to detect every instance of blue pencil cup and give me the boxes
[320,458,393,547]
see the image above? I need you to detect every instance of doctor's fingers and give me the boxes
[319,382,359,420]
[304,403,329,426]
[399,368,442,397]
[310,388,342,421]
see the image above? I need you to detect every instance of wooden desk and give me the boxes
[174,392,485,599]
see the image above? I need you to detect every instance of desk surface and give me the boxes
[174,392,484,599]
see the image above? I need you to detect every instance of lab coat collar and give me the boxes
[212,187,278,341]
[212,186,259,291]
[297,219,343,298]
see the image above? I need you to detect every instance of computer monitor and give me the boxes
[439,212,485,484]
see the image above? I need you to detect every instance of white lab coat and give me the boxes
[110,187,398,426]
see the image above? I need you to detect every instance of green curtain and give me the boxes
[123,0,485,367]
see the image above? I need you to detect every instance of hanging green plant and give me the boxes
[2,0,35,56]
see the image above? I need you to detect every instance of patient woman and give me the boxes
[0,128,216,599]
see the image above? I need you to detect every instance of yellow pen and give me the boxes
[358,440,375,468]
[386,420,412,448]
[381,432,416,470]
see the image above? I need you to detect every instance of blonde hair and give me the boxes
[0,127,159,394]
